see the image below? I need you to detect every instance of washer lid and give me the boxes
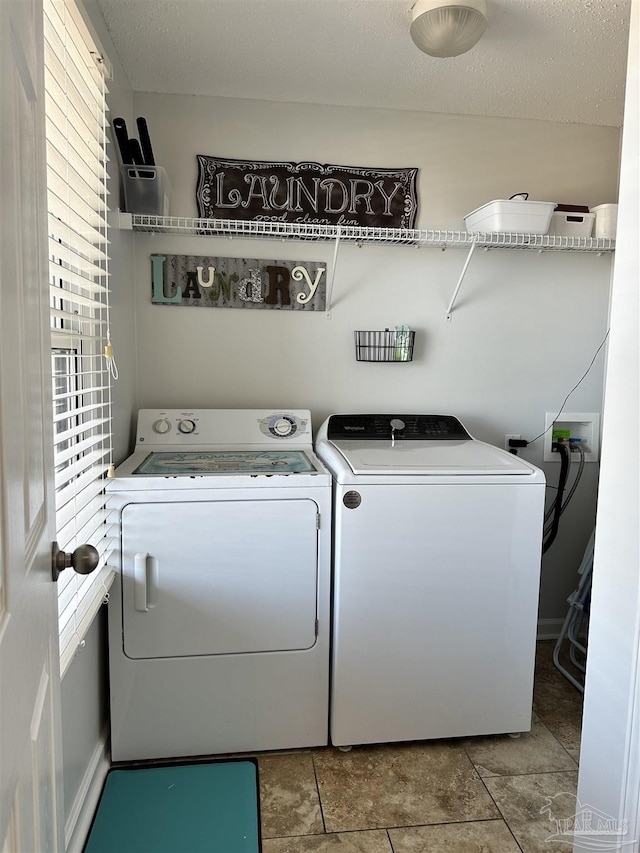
[331,438,534,476]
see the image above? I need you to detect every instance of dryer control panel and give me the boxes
[326,414,471,441]
[135,409,312,447]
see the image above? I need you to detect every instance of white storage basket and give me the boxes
[464,200,555,234]
[590,204,618,239]
[547,212,595,237]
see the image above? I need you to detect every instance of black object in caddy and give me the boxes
[113,116,156,168]
[136,117,156,166]
[112,116,133,165]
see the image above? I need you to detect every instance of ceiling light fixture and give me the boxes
[410,0,487,58]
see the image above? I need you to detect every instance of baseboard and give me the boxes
[537,618,564,641]
[65,725,110,853]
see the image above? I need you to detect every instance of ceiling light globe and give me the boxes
[410,0,488,58]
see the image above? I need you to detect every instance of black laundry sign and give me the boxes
[196,155,418,229]
[151,254,326,311]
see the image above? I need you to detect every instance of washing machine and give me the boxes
[315,413,546,748]
[107,409,331,762]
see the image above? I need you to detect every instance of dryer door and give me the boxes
[121,498,319,659]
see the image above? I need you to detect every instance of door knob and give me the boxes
[52,542,100,582]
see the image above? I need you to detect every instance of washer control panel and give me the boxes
[137,409,312,447]
[326,414,471,441]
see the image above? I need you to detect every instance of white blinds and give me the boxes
[44,0,116,676]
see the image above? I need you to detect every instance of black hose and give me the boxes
[543,442,571,554]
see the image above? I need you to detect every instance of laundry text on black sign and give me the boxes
[213,173,405,225]
[196,156,419,229]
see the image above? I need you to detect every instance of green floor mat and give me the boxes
[84,759,261,853]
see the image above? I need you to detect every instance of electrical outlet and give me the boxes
[505,434,520,451]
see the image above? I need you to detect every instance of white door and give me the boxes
[0,1,63,850]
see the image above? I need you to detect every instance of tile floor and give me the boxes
[255,642,583,853]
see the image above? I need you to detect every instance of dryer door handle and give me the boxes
[134,553,159,611]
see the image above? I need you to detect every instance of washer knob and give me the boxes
[153,418,171,434]
[178,419,196,434]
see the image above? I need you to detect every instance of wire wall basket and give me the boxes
[354,329,415,362]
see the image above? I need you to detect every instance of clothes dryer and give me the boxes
[315,414,545,748]
[107,409,331,761]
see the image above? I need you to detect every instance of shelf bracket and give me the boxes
[446,242,477,320]
[116,211,133,230]
[325,227,341,318]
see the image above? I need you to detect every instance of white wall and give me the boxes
[576,0,640,845]
[129,91,619,621]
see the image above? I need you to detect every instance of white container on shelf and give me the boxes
[464,199,556,234]
[590,204,618,239]
[547,211,595,237]
[121,165,171,216]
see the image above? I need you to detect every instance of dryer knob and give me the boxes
[178,419,196,434]
[273,417,293,436]
[153,418,171,434]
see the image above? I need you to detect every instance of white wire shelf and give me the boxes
[118,213,615,253]
[117,212,615,320]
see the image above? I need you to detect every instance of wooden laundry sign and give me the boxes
[196,155,419,229]
[151,254,326,311]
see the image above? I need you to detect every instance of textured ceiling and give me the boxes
[95,0,631,127]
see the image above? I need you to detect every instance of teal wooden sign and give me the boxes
[151,254,326,311]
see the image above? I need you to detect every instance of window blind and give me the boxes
[44,0,116,676]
